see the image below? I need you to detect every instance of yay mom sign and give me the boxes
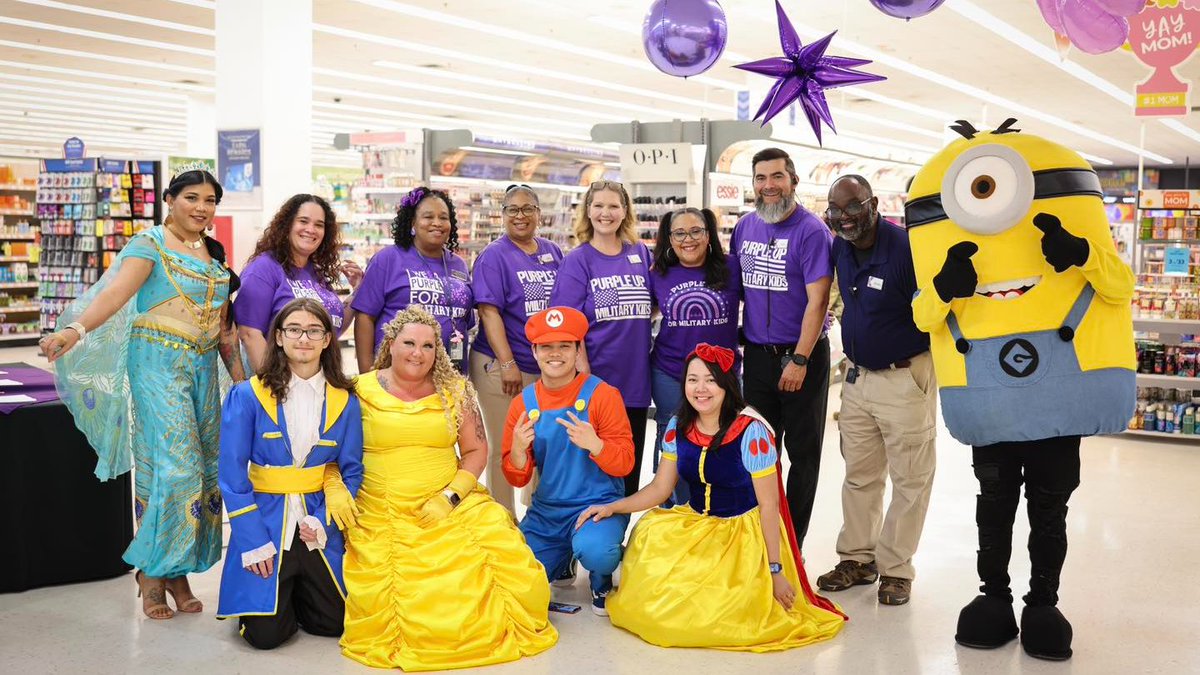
[1130,1,1200,117]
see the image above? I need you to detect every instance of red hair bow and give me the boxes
[689,343,735,373]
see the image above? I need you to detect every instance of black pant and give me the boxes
[624,407,649,497]
[742,337,831,547]
[239,529,346,650]
[972,436,1080,607]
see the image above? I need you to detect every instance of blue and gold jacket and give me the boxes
[216,376,364,618]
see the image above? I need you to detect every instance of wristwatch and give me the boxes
[780,353,808,368]
[769,562,783,575]
[443,490,461,508]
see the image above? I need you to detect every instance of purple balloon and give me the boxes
[1061,0,1131,54]
[642,0,728,78]
[1036,0,1068,34]
[1092,0,1146,16]
[868,0,948,20]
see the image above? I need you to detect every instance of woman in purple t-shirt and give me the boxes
[469,184,563,511]
[234,194,363,372]
[549,180,652,497]
[649,207,742,506]
[352,187,474,374]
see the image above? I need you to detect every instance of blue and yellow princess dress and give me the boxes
[340,373,557,671]
[607,410,846,651]
[54,226,230,577]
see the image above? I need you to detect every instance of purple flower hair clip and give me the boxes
[400,187,428,209]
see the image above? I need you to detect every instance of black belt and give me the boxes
[746,334,828,356]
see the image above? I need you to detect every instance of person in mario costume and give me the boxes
[502,306,635,616]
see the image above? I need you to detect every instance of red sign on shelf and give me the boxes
[1164,191,1192,209]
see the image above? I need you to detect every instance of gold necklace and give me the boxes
[167,223,204,250]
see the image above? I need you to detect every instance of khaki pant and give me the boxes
[469,351,538,512]
[836,350,937,580]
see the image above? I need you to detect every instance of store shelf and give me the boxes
[1122,429,1200,442]
[0,282,37,290]
[0,209,33,216]
[0,256,30,263]
[0,333,39,343]
[1135,373,1200,388]
[0,304,39,313]
[0,184,36,191]
[1137,239,1200,245]
[1132,317,1200,333]
[352,186,413,196]
[0,234,36,241]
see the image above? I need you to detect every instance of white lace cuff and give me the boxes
[241,541,278,568]
[302,515,327,550]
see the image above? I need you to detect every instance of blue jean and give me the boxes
[651,367,691,507]
[520,502,629,594]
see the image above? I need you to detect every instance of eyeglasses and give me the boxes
[502,205,540,217]
[669,227,707,242]
[589,180,627,193]
[280,326,328,340]
[824,198,872,222]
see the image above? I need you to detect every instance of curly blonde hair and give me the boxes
[373,306,477,437]
[573,180,638,245]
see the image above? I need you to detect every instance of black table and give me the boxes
[0,362,133,593]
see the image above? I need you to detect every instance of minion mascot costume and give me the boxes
[905,119,1135,661]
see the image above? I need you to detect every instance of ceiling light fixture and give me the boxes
[0,73,190,102]
[313,85,590,132]
[12,0,214,36]
[0,39,212,77]
[314,68,629,124]
[0,17,214,57]
[347,0,742,91]
[314,24,726,113]
[370,60,700,120]
[0,60,214,93]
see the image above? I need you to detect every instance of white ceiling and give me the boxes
[0,0,1198,170]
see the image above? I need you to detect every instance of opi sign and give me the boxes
[619,143,693,183]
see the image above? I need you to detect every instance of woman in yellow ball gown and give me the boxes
[340,306,557,671]
[577,343,846,652]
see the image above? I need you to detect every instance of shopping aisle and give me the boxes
[1,370,1196,674]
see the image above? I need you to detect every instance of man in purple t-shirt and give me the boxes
[730,147,834,548]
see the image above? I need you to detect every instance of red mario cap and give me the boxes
[525,306,588,344]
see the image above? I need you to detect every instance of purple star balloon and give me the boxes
[734,0,886,144]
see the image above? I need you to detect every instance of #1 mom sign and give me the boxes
[1130,0,1200,117]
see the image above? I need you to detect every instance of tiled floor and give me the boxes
[2,346,1196,674]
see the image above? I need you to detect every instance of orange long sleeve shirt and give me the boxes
[501,373,635,487]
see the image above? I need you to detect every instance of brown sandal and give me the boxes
[164,576,203,613]
[135,571,175,620]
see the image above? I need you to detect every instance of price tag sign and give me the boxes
[1164,246,1191,276]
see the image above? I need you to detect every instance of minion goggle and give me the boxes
[904,143,1102,235]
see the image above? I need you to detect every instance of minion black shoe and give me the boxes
[955,595,1019,649]
[1020,605,1073,661]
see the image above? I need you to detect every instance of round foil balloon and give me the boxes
[642,0,728,78]
[868,0,948,20]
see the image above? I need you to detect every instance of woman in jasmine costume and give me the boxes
[340,306,556,671]
[577,343,846,651]
[40,169,245,620]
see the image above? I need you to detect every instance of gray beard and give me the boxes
[755,194,796,224]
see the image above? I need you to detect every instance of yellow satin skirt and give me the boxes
[607,505,845,652]
[340,443,558,671]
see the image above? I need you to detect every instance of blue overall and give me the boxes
[518,376,629,593]
[940,284,1135,446]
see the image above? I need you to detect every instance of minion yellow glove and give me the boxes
[322,464,359,531]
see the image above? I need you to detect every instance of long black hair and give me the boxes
[391,187,460,253]
[258,298,356,402]
[674,353,747,447]
[162,169,240,293]
[652,207,729,290]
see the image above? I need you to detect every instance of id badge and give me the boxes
[449,331,465,362]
